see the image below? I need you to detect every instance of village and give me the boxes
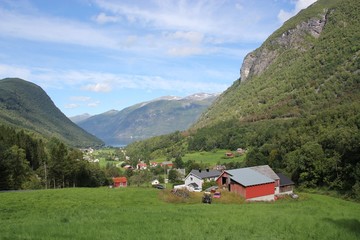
[83,147,296,202]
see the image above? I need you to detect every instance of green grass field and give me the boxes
[152,150,246,166]
[1,187,359,240]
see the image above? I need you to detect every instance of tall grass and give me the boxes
[0,188,359,240]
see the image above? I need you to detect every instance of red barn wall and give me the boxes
[230,182,246,197]
[246,182,275,199]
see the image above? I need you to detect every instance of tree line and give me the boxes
[0,125,107,190]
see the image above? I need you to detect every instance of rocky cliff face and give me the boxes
[240,9,330,82]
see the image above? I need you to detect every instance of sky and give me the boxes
[0,0,317,117]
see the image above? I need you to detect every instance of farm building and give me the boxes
[113,177,127,188]
[216,168,275,201]
[277,173,295,195]
[249,165,280,194]
[136,162,147,170]
[185,169,221,191]
[161,161,174,168]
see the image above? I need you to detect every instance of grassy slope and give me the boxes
[0,78,103,147]
[0,188,359,240]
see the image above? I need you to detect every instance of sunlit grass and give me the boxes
[0,187,359,240]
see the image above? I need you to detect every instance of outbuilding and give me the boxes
[216,168,275,201]
[276,172,295,195]
[113,177,127,188]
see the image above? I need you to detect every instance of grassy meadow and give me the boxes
[1,187,359,240]
[152,150,246,166]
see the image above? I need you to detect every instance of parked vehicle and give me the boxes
[153,184,165,189]
[202,192,212,204]
[213,192,221,198]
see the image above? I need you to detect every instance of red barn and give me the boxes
[113,177,127,188]
[216,168,275,201]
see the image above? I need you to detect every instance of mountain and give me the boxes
[76,93,218,145]
[124,0,360,197]
[70,113,92,123]
[0,78,104,147]
[193,0,359,129]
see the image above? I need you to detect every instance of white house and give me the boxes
[184,169,221,191]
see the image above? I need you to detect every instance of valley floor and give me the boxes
[0,187,359,240]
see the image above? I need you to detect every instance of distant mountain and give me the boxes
[70,113,92,124]
[76,93,218,145]
[0,78,104,147]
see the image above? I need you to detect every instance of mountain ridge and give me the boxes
[0,78,104,147]
[75,93,218,145]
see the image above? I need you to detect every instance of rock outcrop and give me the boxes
[240,10,330,82]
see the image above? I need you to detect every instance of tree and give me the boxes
[168,169,180,183]
[0,145,31,189]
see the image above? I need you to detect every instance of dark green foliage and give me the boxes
[0,78,103,147]
[0,124,107,190]
[168,169,180,183]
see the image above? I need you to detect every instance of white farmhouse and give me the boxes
[184,169,221,191]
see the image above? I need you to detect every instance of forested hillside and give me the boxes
[125,0,360,199]
[0,78,103,147]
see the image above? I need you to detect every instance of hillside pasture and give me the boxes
[181,150,246,166]
[0,188,359,240]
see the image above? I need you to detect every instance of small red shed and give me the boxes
[113,177,127,188]
[216,167,275,201]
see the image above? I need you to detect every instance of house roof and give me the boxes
[113,177,127,183]
[226,168,274,187]
[276,173,295,186]
[249,165,280,180]
[190,169,221,179]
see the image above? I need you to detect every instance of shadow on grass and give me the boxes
[324,218,360,236]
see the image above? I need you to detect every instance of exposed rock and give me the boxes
[240,10,330,82]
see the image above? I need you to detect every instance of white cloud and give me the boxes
[88,101,100,107]
[64,103,79,109]
[0,63,228,94]
[278,0,317,23]
[167,46,204,57]
[83,83,112,92]
[0,64,32,79]
[0,8,120,49]
[94,12,119,24]
[167,31,204,44]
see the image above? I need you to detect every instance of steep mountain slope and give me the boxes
[77,93,218,145]
[193,0,359,129]
[0,78,103,147]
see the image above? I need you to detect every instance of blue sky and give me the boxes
[0,0,316,117]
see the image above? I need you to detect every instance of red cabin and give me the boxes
[113,177,127,188]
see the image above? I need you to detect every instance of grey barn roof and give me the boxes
[190,169,221,179]
[249,165,280,181]
[226,168,274,187]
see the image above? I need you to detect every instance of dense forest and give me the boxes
[0,125,107,190]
